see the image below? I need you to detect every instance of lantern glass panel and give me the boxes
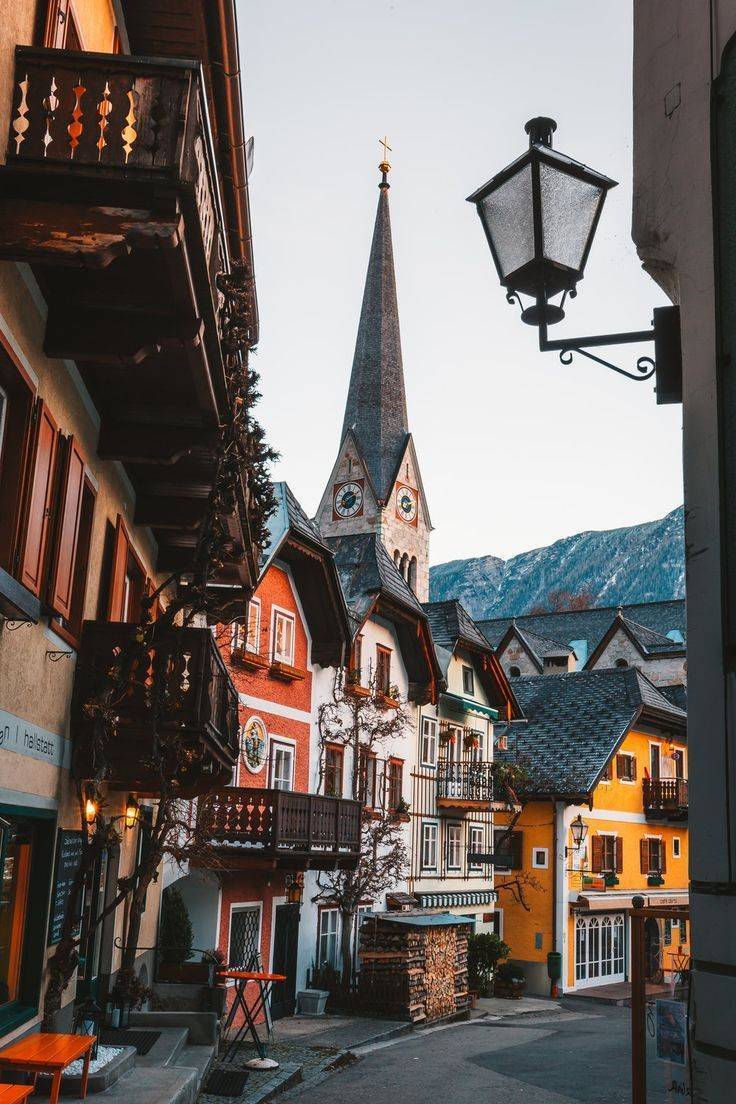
[540,163,604,273]
[478,164,534,280]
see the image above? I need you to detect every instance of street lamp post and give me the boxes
[467,118,682,399]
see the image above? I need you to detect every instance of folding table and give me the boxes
[219,969,286,1070]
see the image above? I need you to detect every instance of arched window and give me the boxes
[508,665,521,678]
[408,556,418,592]
[399,553,409,579]
[393,549,401,567]
[615,658,629,668]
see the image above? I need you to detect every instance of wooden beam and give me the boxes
[134,495,205,529]
[44,306,204,364]
[98,421,219,464]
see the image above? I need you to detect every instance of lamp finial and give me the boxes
[378,135,392,187]
[525,117,557,148]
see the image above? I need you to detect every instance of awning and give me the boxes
[415,890,498,909]
[378,911,476,928]
[573,890,689,912]
[441,692,499,720]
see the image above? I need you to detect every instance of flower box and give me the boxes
[374,693,401,710]
[231,647,270,672]
[269,660,307,682]
[345,682,371,699]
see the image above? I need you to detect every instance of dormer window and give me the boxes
[462,666,475,695]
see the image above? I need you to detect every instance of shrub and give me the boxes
[496,961,525,984]
[159,886,194,965]
[468,931,510,991]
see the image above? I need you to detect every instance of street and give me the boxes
[289,1002,685,1104]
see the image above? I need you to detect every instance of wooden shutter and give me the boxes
[510,831,523,870]
[615,836,624,874]
[660,840,667,874]
[616,754,626,779]
[640,838,649,875]
[47,437,85,619]
[591,835,603,873]
[19,400,59,596]
[630,756,638,781]
[107,514,130,621]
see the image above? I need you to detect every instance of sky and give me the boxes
[238,0,683,565]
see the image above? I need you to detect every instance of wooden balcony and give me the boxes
[198,788,362,870]
[71,622,239,796]
[643,777,689,821]
[436,759,494,809]
[0,47,256,588]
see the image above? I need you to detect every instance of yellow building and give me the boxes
[493,668,687,996]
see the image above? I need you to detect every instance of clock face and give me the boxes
[396,484,418,523]
[334,481,364,518]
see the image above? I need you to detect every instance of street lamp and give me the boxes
[467,118,682,397]
[566,814,588,857]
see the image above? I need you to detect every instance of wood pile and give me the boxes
[357,913,471,1023]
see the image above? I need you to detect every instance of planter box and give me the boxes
[345,683,371,699]
[270,660,307,682]
[374,694,401,711]
[232,647,270,672]
[157,962,215,985]
[297,989,330,1016]
[494,980,526,1000]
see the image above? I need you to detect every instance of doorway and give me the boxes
[270,904,299,1019]
[645,917,662,981]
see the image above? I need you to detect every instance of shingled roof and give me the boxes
[423,600,492,654]
[495,667,686,799]
[325,533,425,623]
[263,481,327,564]
[339,180,409,502]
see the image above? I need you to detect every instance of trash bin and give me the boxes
[547,951,562,982]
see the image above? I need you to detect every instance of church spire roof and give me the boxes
[340,159,409,501]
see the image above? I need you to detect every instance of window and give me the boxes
[640,837,666,876]
[354,905,373,974]
[672,837,681,859]
[420,717,437,766]
[0,819,33,1009]
[616,753,637,782]
[231,620,245,651]
[359,750,377,808]
[492,828,521,872]
[351,635,363,683]
[408,557,418,593]
[462,666,475,695]
[532,847,549,869]
[387,759,403,811]
[508,666,521,678]
[615,658,629,668]
[107,516,146,622]
[269,741,294,791]
[324,745,344,798]
[446,824,462,870]
[229,905,261,969]
[272,609,295,665]
[375,646,391,694]
[421,822,438,870]
[592,834,623,875]
[317,908,339,969]
[246,599,261,652]
[650,743,661,779]
[469,825,486,872]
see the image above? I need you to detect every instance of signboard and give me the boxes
[0,708,71,770]
[47,829,84,945]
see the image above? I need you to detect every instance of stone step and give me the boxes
[29,1066,198,1104]
[135,1028,190,1068]
[172,1043,216,1092]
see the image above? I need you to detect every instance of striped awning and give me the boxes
[415,890,498,909]
[441,693,499,720]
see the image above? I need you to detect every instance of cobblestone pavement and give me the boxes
[197,1035,352,1104]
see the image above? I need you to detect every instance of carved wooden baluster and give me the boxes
[96,79,111,160]
[11,73,29,155]
[67,75,85,160]
[180,652,192,694]
[121,84,139,164]
[41,74,59,157]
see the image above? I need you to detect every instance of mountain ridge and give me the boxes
[428,507,685,619]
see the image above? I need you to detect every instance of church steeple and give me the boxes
[340,159,409,502]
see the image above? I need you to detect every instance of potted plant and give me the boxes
[297,962,340,1016]
[464,732,479,751]
[393,797,411,823]
[494,962,526,999]
[467,931,510,998]
[156,886,198,983]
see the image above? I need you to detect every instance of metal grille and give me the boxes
[229,906,260,967]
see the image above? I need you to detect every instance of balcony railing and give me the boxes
[643,777,689,820]
[199,788,362,870]
[437,759,494,807]
[71,623,239,796]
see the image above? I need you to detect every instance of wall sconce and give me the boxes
[467,118,682,401]
[125,796,140,830]
[84,787,99,826]
[565,814,589,857]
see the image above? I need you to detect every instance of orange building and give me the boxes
[493,669,688,996]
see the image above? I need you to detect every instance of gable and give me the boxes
[387,434,432,530]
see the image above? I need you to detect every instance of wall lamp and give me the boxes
[565,814,589,857]
[125,795,140,831]
[467,117,682,401]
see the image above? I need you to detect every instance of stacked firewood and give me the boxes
[357,914,472,1022]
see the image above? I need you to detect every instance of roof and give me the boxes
[326,533,425,623]
[373,911,474,928]
[658,683,687,711]
[502,623,574,672]
[423,600,493,654]
[262,482,327,565]
[481,599,686,664]
[495,667,686,799]
[339,181,409,501]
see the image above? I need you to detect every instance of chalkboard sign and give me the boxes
[48,829,84,945]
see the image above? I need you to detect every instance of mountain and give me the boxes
[429,507,685,619]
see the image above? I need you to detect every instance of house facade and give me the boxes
[0,0,258,1044]
[494,669,688,996]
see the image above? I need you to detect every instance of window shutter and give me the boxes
[630,756,638,781]
[616,754,626,779]
[107,514,130,620]
[511,831,523,870]
[615,837,624,874]
[591,835,603,873]
[660,841,667,874]
[640,838,649,875]
[19,401,59,596]
[46,437,85,619]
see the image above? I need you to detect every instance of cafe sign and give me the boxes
[0,708,71,770]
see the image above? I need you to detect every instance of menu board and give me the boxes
[47,829,84,945]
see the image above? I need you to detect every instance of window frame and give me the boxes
[375,645,392,695]
[420,821,439,872]
[317,906,340,970]
[672,836,681,859]
[387,757,404,811]
[420,716,438,767]
[324,744,344,798]
[271,605,296,665]
[49,471,96,648]
[462,665,475,695]
[532,847,549,870]
[469,824,486,873]
[246,597,262,653]
[446,822,462,871]
[269,738,295,792]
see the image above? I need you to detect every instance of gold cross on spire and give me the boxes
[379,135,392,162]
[378,135,392,185]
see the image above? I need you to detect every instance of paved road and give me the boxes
[288,1001,687,1104]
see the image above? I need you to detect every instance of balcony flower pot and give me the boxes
[648,874,665,887]
[464,734,479,751]
[297,989,329,1016]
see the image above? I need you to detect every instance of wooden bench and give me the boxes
[0,1086,34,1104]
[0,1033,95,1104]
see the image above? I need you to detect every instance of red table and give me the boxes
[0,1033,94,1104]
[218,969,286,1069]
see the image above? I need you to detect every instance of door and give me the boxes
[645,917,662,981]
[574,913,626,988]
[270,904,299,1020]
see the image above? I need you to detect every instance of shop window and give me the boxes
[324,745,344,798]
[0,825,32,1009]
[107,516,146,622]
